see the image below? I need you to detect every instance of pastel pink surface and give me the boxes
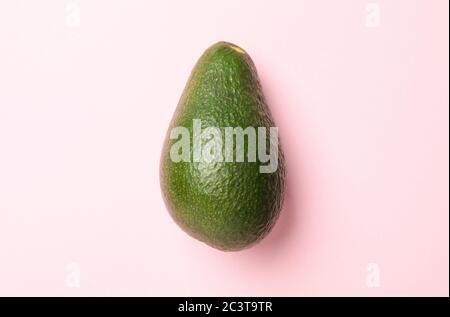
[0,0,448,296]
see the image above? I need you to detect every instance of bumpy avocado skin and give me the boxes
[160,42,285,251]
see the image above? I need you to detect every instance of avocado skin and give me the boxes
[160,42,285,251]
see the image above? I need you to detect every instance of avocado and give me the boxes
[160,42,285,251]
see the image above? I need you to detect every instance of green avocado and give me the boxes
[160,42,285,251]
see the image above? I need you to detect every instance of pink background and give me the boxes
[0,0,448,296]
